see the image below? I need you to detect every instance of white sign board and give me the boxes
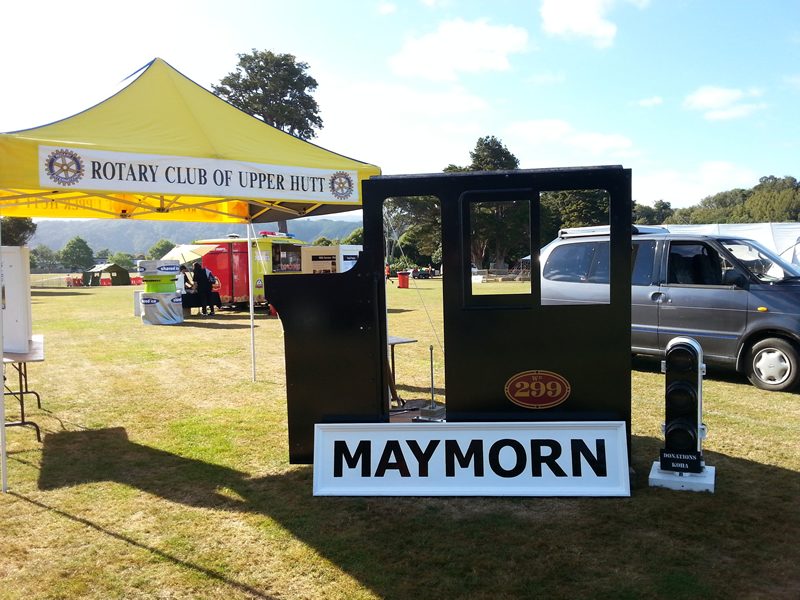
[313,421,630,497]
[39,146,360,204]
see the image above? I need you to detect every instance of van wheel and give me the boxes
[746,338,800,391]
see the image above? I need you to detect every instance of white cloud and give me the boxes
[503,119,637,167]
[0,1,240,131]
[499,117,757,208]
[634,161,758,207]
[540,0,650,48]
[314,72,490,174]
[683,85,766,120]
[784,74,800,90]
[389,19,528,81]
[683,86,747,109]
[704,103,767,121]
[528,71,567,85]
[377,2,397,15]
[636,96,662,107]
[541,0,616,48]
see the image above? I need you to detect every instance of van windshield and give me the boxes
[720,238,800,282]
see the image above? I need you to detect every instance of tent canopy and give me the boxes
[0,58,380,224]
[82,263,132,286]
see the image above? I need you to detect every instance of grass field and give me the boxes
[1,280,798,599]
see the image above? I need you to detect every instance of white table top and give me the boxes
[3,334,44,364]
[387,335,417,346]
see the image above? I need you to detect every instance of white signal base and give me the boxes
[649,462,715,493]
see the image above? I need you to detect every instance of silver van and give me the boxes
[540,225,800,391]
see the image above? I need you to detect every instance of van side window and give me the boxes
[667,243,724,285]
[543,241,608,283]
[632,241,656,285]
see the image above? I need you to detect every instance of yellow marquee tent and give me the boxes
[0,58,382,492]
[0,58,380,223]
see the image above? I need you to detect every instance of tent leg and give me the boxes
[248,224,257,382]
[1,224,7,493]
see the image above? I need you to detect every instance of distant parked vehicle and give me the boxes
[540,225,800,391]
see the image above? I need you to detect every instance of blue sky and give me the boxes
[2,0,798,208]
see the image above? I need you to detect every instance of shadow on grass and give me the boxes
[35,427,800,599]
[179,320,257,330]
[31,290,91,298]
[11,492,277,600]
[396,383,446,396]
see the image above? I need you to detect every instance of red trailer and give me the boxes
[196,233,305,306]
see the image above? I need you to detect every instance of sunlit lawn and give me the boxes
[0,280,798,599]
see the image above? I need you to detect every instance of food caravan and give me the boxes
[196,232,305,306]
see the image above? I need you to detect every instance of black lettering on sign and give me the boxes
[406,439,441,477]
[375,440,410,477]
[333,440,371,477]
[529,439,567,477]
[488,439,527,478]
[445,439,484,477]
[570,439,607,477]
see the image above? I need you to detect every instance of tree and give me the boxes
[60,237,94,270]
[0,217,37,246]
[148,239,176,260]
[744,176,800,222]
[341,227,363,245]
[213,49,323,140]
[312,236,334,246]
[467,135,519,171]
[384,195,440,261]
[95,248,111,261]
[31,244,61,272]
[634,200,674,225]
[458,136,523,267]
[665,206,697,224]
[381,136,523,268]
[397,227,433,267]
[109,252,136,270]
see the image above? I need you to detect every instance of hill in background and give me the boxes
[29,218,362,254]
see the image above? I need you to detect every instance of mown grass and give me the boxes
[0,279,798,599]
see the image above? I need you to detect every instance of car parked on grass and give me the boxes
[540,225,800,391]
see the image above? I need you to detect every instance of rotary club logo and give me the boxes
[45,148,85,186]
[329,171,354,200]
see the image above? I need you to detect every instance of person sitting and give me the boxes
[178,265,194,294]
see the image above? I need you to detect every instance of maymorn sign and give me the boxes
[313,422,630,497]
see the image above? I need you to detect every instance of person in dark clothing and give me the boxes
[192,262,215,315]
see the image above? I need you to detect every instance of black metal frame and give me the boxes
[268,166,632,464]
[4,360,42,441]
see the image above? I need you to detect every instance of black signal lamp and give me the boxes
[661,337,705,472]
[650,337,716,491]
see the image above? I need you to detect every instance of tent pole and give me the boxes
[247,223,257,382]
[1,222,7,493]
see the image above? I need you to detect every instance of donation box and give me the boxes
[136,260,183,325]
